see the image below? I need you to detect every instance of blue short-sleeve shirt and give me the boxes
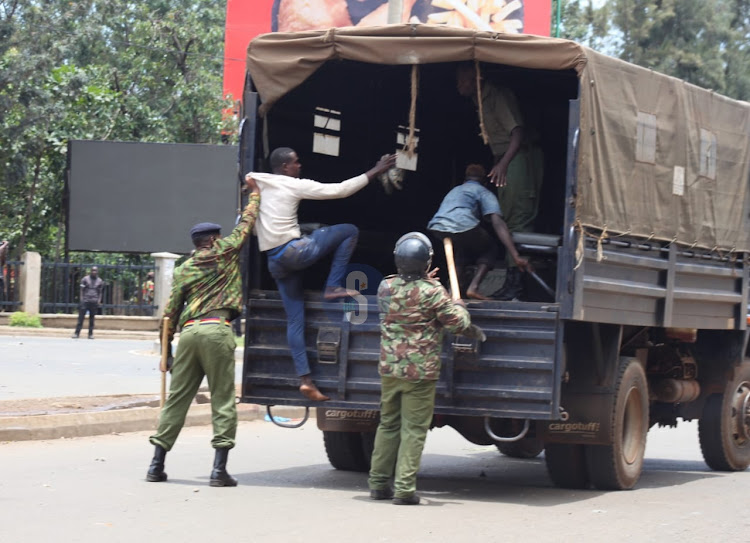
[427,180,502,234]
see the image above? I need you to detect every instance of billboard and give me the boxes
[67,141,239,254]
[223,0,552,104]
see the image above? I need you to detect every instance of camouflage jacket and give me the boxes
[163,192,260,340]
[378,275,473,381]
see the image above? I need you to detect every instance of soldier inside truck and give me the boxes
[247,60,579,302]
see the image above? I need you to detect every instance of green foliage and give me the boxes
[0,0,229,260]
[557,0,750,100]
[8,312,43,328]
[554,1,613,51]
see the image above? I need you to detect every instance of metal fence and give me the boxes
[0,260,23,312]
[41,260,157,315]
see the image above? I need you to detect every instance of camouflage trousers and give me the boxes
[498,144,544,268]
[150,320,237,451]
[368,376,437,498]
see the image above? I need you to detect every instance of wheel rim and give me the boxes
[730,380,750,446]
[622,384,646,465]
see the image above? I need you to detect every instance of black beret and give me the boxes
[190,222,222,238]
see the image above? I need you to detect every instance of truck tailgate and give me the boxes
[242,290,562,419]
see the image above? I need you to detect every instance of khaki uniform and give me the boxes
[477,82,544,266]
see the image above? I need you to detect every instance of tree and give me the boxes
[724,0,750,100]
[554,0,613,52]
[0,0,229,259]
[607,0,732,93]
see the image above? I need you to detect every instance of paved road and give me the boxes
[0,336,241,400]
[1,418,748,542]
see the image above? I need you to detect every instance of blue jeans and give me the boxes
[266,224,359,376]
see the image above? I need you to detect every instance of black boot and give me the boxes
[209,448,238,487]
[146,445,168,482]
[491,268,524,301]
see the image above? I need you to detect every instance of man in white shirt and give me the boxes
[249,147,396,401]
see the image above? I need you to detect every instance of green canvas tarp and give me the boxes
[246,24,750,253]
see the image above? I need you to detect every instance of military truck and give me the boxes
[238,25,750,490]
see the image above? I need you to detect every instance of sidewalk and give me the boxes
[0,400,311,442]
[0,324,159,341]
[0,325,311,442]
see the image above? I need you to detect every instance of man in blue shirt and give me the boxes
[428,164,529,300]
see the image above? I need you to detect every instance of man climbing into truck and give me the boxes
[248,147,396,402]
[428,163,530,300]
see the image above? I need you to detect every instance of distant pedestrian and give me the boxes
[368,233,485,505]
[141,271,155,315]
[72,266,103,339]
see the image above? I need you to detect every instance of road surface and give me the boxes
[0,336,241,401]
[1,417,748,542]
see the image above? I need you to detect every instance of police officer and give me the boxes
[368,232,485,505]
[456,62,544,300]
[145,174,260,487]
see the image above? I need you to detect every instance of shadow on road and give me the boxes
[228,450,726,506]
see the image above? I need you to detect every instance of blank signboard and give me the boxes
[68,141,239,253]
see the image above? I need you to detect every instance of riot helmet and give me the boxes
[393,232,433,280]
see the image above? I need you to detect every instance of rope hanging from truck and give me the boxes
[406,64,419,158]
[475,59,490,145]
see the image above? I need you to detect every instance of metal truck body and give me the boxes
[238,26,750,489]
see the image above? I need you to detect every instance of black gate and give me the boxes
[0,260,23,312]
[40,260,157,315]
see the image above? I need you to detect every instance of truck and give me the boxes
[237,25,750,490]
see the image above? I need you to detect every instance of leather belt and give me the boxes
[182,318,231,329]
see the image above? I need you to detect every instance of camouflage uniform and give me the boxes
[368,275,476,500]
[150,192,260,452]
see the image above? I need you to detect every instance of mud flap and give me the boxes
[316,407,380,432]
[538,392,615,445]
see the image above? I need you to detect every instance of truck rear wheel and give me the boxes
[698,363,750,471]
[497,437,545,459]
[586,357,648,490]
[322,431,369,472]
[544,443,589,488]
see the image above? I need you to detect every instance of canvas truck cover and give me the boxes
[246,25,750,253]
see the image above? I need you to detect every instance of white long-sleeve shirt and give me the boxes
[249,172,369,251]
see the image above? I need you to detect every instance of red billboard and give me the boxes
[223,0,552,104]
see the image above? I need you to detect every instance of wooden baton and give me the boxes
[442,237,461,301]
[159,316,170,408]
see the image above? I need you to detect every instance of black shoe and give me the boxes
[146,445,168,482]
[393,494,420,505]
[88,334,94,339]
[209,448,238,487]
[370,488,394,500]
[71,334,79,339]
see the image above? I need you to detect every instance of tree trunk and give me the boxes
[17,153,42,256]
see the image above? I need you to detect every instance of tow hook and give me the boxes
[266,405,310,429]
[483,418,530,443]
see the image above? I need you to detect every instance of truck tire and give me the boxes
[698,363,750,471]
[586,357,648,490]
[322,431,369,472]
[544,443,589,488]
[496,438,545,459]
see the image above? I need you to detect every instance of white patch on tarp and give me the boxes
[312,107,341,157]
[673,165,685,196]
